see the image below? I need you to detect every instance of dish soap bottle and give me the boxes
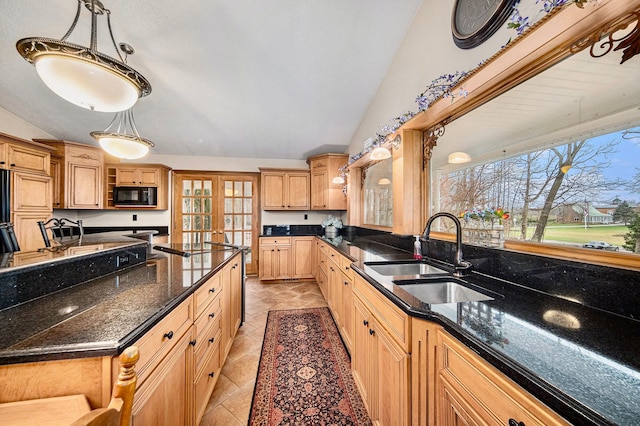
[413,235,423,259]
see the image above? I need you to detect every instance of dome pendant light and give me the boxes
[91,108,154,159]
[16,0,151,112]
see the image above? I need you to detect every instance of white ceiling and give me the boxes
[0,0,423,160]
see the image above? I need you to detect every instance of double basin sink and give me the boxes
[363,260,495,305]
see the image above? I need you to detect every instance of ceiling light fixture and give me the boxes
[16,0,151,112]
[90,108,154,159]
[448,151,471,164]
[378,178,391,185]
[560,162,572,174]
[370,146,392,160]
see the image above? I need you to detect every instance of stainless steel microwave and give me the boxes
[114,186,158,207]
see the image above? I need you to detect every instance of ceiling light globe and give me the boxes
[370,146,392,160]
[447,151,471,164]
[94,135,151,160]
[34,54,140,112]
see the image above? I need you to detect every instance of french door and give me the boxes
[172,172,259,275]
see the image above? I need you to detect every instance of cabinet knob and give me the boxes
[209,337,215,343]
[508,420,525,426]
[189,339,197,346]
[363,320,368,327]
[209,288,216,293]
[208,372,215,378]
[369,329,375,336]
[344,281,349,286]
[209,312,215,318]
[163,331,174,340]
[0,161,5,164]
[10,163,16,167]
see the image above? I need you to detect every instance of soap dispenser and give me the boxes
[413,235,423,260]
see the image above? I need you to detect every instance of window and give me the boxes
[362,158,393,228]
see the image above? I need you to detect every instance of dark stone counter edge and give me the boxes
[0,249,243,366]
[343,241,615,426]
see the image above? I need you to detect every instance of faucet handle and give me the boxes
[453,260,473,277]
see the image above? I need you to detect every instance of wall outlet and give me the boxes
[304,214,308,220]
[132,214,137,221]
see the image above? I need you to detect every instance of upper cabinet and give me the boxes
[105,164,171,210]
[0,133,51,176]
[260,168,310,210]
[307,153,348,211]
[34,140,104,209]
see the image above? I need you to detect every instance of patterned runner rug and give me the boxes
[249,307,371,425]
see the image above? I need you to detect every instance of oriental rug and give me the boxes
[249,307,371,426]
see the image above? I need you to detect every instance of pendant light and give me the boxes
[91,108,154,159]
[16,0,151,112]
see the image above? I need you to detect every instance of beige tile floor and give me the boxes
[199,277,329,425]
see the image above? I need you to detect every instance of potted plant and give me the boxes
[322,215,343,238]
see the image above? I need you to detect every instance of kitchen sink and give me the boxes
[393,278,494,304]
[363,261,449,277]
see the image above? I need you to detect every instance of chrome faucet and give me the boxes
[422,212,472,277]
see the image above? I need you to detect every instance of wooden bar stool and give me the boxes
[0,346,139,426]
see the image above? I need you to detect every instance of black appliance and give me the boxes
[0,169,20,254]
[113,186,158,207]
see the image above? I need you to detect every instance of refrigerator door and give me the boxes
[0,169,9,223]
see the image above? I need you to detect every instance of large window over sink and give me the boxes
[435,125,640,255]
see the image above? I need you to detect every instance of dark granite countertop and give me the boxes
[0,243,241,365]
[328,236,640,426]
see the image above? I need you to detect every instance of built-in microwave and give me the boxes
[114,186,157,207]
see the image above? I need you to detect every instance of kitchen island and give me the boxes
[0,234,245,425]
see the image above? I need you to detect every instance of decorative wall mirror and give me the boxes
[415,1,640,269]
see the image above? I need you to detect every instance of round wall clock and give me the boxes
[452,0,519,49]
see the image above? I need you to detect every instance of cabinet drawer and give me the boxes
[194,333,222,423]
[353,275,410,352]
[340,255,354,280]
[193,273,222,319]
[260,237,291,246]
[194,304,222,372]
[438,330,568,426]
[133,297,193,386]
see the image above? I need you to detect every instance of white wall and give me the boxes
[0,107,54,140]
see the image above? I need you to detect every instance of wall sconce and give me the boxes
[370,135,401,161]
[448,151,471,164]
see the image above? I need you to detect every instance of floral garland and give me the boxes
[345,0,599,168]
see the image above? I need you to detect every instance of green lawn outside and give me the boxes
[508,224,628,246]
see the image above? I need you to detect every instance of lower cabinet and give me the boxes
[352,286,411,426]
[130,252,243,425]
[259,236,316,281]
[131,329,193,426]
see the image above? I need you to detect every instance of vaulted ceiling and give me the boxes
[0,0,423,160]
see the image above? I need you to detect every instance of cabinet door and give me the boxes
[12,172,51,212]
[12,211,51,251]
[291,237,314,278]
[0,140,7,169]
[131,329,193,426]
[262,173,285,209]
[352,297,375,418]
[50,157,62,208]
[116,168,138,186]
[258,246,276,280]
[67,162,102,208]
[7,143,50,175]
[310,170,328,209]
[285,173,310,209]
[139,169,160,186]
[327,260,342,324]
[374,317,410,426]
[274,245,291,279]
[340,270,354,352]
[438,375,486,426]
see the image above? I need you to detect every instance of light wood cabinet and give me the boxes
[435,329,568,426]
[221,258,242,359]
[0,134,54,251]
[259,236,318,281]
[352,277,411,426]
[259,168,310,210]
[105,164,170,210]
[291,236,315,279]
[34,139,104,209]
[258,237,291,280]
[307,153,348,210]
[115,167,160,186]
